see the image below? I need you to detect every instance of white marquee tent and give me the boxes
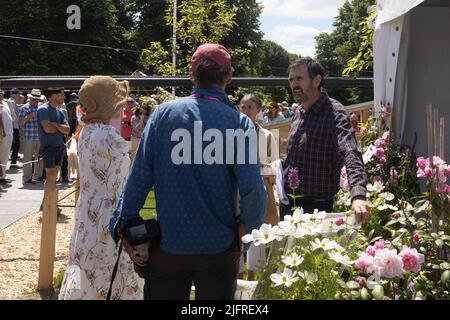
[374,0,450,161]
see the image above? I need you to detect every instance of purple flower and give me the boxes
[407,282,415,293]
[288,167,299,189]
[356,276,365,288]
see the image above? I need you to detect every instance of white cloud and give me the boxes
[260,0,347,19]
[265,25,322,57]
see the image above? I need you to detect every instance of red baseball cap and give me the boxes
[190,44,232,72]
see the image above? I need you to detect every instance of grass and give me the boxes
[139,190,156,220]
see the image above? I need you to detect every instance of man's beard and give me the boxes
[293,88,309,104]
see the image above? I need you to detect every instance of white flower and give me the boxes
[282,252,304,267]
[327,251,354,267]
[242,224,282,246]
[313,209,327,220]
[298,271,318,284]
[378,192,395,201]
[278,210,302,233]
[310,238,339,251]
[270,268,299,287]
[293,225,314,238]
[367,181,384,193]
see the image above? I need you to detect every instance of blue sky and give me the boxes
[258,0,347,57]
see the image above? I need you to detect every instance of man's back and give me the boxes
[114,88,266,255]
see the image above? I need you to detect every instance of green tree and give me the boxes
[140,0,238,75]
[0,0,139,75]
[315,0,375,105]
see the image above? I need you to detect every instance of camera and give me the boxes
[122,217,160,259]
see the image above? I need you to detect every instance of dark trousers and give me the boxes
[280,197,334,220]
[144,240,241,300]
[61,145,68,180]
[10,128,20,164]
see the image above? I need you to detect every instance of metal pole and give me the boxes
[172,0,177,97]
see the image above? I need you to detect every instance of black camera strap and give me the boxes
[106,240,123,300]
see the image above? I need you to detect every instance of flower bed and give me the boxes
[243,116,450,300]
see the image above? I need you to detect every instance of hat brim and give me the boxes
[27,94,43,100]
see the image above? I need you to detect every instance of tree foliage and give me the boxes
[315,0,375,105]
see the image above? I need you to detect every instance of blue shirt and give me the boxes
[18,103,40,141]
[37,103,67,147]
[110,87,267,255]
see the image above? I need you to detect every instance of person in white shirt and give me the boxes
[0,89,14,184]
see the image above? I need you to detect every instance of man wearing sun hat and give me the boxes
[111,44,267,300]
[18,88,44,183]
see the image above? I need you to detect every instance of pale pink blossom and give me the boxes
[399,246,425,273]
[373,249,404,279]
[382,131,390,141]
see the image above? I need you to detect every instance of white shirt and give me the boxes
[1,101,14,136]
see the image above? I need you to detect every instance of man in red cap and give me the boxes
[111,44,267,300]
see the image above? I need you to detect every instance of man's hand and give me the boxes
[122,238,149,266]
[351,198,370,224]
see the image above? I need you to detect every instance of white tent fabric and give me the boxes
[374,0,450,162]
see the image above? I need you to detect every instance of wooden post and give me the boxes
[37,185,58,290]
[426,104,434,160]
[439,117,445,159]
[434,109,439,156]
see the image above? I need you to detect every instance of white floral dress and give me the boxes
[59,123,143,300]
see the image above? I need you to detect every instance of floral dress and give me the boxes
[59,123,143,300]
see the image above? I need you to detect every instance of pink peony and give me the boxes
[335,217,345,226]
[374,138,385,148]
[373,249,404,279]
[424,167,433,178]
[375,148,385,159]
[399,246,425,273]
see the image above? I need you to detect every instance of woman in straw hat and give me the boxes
[59,76,143,300]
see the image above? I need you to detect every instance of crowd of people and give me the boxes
[1,43,369,300]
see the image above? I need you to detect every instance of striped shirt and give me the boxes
[283,93,366,201]
[18,103,40,141]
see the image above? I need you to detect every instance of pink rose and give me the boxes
[375,138,385,148]
[374,239,385,250]
[373,249,404,279]
[399,246,425,273]
[335,217,345,226]
[355,254,374,271]
[416,157,428,169]
[424,167,433,178]
[412,233,420,243]
[367,245,377,257]
[379,157,387,165]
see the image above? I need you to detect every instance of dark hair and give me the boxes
[241,93,262,110]
[191,59,231,87]
[288,57,326,89]
[45,87,65,98]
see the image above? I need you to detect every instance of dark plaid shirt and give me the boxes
[283,93,366,201]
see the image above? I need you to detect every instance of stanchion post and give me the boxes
[37,185,58,290]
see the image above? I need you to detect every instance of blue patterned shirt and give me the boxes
[111,87,267,255]
[18,103,40,141]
